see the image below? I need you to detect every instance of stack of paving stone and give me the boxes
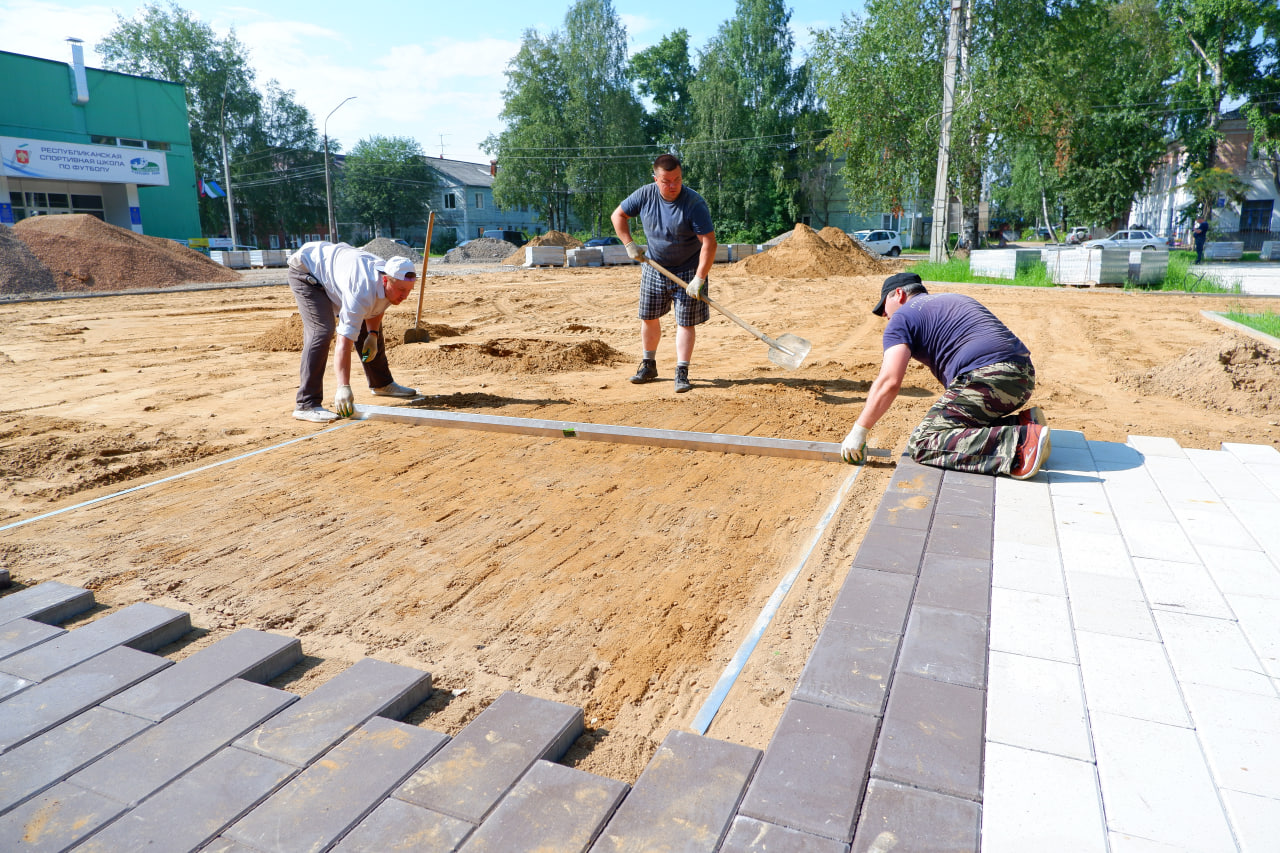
[566,247,603,267]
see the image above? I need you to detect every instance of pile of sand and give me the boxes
[502,231,583,265]
[13,215,240,294]
[247,315,472,353]
[396,338,626,374]
[741,223,888,278]
[441,237,519,264]
[1123,333,1280,417]
[0,223,57,296]
[361,237,422,263]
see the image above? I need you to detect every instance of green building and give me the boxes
[0,43,199,240]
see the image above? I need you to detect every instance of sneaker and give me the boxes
[293,406,339,423]
[371,381,418,398]
[673,365,693,393]
[1017,406,1046,427]
[629,358,658,384]
[1010,423,1051,480]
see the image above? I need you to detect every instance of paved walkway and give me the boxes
[1191,260,1280,296]
[985,431,1280,851]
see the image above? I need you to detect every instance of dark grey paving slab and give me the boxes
[70,678,296,806]
[202,839,258,853]
[792,621,900,716]
[890,456,946,492]
[397,691,583,824]
[738,700,878,843]
[234,656,432,767]
[103,628,302,722]
[720,815,851,852]
[0,645,169,752]
[871,673,984,801]
[72,745,296,853]
[850,526,928,576]
[940,469,995,490]
[897,606,989,689]
[871,483,938,531]
[935,481,994,519]
[0,618,64,661]
[225,716,446,853]
[0,569,8,589]
[0,601,190,682]
[914,553,991,615]
[851,778,980,853]
[925,514,993,561]
[0,581,94,627]
[332,796,474,853]
[0,672,31,702]
[0,707,151,815]
[826,567,916,634]
[459,760,627,853]
[591,729,760,853]
[0,780,127,853]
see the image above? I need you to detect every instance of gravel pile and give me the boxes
[13,215,240,294]
[440,237,519,264]
[360,237,422,263]
[0,223,57,296]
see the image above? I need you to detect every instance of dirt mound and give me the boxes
[361,237,422,263]
[441,237,518,264]
[13,215,240,293]
[1122,333,1280,416]
[741,223,886,278]
[397,338,626,374]
[0,223,57,296]
[247,315,473,352]
[502,231,583,265]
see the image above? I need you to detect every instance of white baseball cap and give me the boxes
[379,256,416,281]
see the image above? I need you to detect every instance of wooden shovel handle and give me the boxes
[414,211,434,329]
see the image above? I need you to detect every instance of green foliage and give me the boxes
[1222,309,1280,337]
[910,258,1055,287]
[337,136,436,236]
[630,30,694,145]
[1177,167,1250,223]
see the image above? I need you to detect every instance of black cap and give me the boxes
[872,272,923,316]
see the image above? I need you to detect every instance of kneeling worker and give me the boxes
[287,241,420,422]
[840,272,1051,479]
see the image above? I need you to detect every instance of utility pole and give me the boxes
[929,0,964,263]
[220,91,239,248]
[324,96,357,243]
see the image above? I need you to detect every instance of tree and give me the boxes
[337,136,436,237]
[1178,166,1249,225]
[630,29,695,146]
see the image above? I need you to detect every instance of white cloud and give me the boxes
[0,3,119,64]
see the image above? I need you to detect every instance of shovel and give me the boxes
[404,211,435,344]
[645,258,812,370]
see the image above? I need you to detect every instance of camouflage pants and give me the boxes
[906,361,1036,476]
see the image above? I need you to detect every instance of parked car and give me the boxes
[851,229,903,257]
[1065,226,1090,244]
[584,236,622,247]
[1082,229,1161,251]
[481,229,528,247]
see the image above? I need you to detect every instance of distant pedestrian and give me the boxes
[1193,216,1209,264]
[286,241,420,422]
[610,153,717,394]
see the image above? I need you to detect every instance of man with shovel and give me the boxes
[611,153,716,393]
[840,272,1051,480]
[286,241,420,422]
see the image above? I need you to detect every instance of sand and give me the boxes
[1,253,1278,784]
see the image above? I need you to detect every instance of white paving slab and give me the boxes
[1221,442,1280,466]
[986,650,1092,760]
[1227,594,1280,679]
[1065,574,1159,641]
[990,587,1077,663]
[1115,517,1200,563]
[1076,631,1190,727]
[1132,556,1234,619]
[1091,711,1236,850]
[1155,610,1275,696]
[1219,789,1280,853]
[992,541,1066,595]
[1185,448,1277,502]
[1198,545,1280,599]
[1056,528,1135,578]
[1225,498,1280,561]
[981,742,1107,853]
[1127,435,1186,458]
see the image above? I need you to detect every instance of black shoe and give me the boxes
[629,358,657,383]
[673,365,692,393]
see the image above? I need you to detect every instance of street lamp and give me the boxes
[323,96,356,243]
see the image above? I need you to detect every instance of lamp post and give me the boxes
[220,87,239,248]
[323,96,356,243]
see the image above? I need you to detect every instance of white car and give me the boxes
[1082,229,1161,251]
[852,229,903,257]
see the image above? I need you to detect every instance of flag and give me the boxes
[200,178,225,199]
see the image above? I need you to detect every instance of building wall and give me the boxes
[0,50,200,240]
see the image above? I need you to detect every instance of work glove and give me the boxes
[841,425,869,465]
[686,276,708,301]
[624,241,646,262]
[334,384,355,418]
[360,329,380,364]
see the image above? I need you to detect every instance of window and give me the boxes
[46,193,70,209]
[269,234,280,249]
[1241,200,1274,232]
[444,194,457,209]
[71,194,102,210]
[147,141,170,151]
[90,135,118,146]
[118,138,146,148]
[475,193,483,209]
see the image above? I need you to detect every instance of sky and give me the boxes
[1,0,864,165]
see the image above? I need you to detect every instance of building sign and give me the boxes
[0,136,169,186]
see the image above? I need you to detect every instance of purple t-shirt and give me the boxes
[883,292,1031,387]
[619,183,714,270]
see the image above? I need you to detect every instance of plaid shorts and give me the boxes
[638,262,710,326]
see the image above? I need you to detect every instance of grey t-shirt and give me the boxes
[619,183,714,270]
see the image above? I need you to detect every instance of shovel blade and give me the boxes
[403,328,431,345]
[766,333,811,370]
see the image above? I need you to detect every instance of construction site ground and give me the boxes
[2,260,1279,785]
